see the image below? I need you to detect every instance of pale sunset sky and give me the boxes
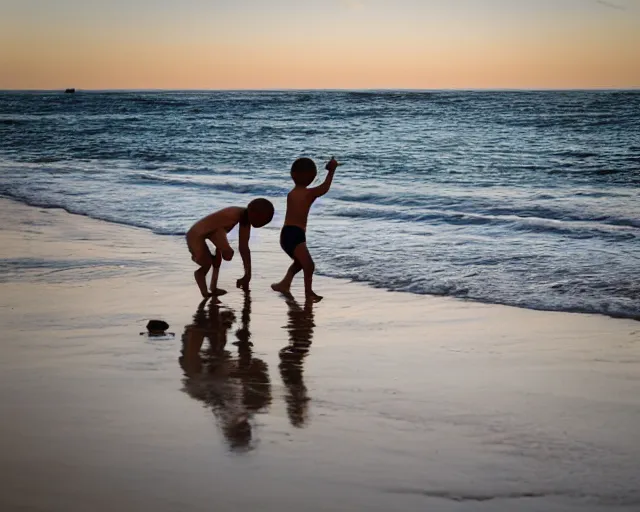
[1,0,639,89]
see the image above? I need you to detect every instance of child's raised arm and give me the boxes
[309,157,340,198]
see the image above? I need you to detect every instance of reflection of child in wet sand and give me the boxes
[180,299,235,375]
[271,157,340,301]
[279,297,315,428]
[179,293,272,452]
[186,199,274,298]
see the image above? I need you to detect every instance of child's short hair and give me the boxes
[291,157,317,187]
[247,198,275,225]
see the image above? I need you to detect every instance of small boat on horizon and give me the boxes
[64,88,76,94]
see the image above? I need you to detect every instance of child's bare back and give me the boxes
[272,157,340,301]
[283,186,317,230]
[187,200,274,298]
[187,207,245,261]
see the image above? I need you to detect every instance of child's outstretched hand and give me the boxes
[325,157,340,172]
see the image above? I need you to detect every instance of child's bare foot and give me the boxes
[305,291,323,303]
[271,282,290,294]
[210,288,227,296]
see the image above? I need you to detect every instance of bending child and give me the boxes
[186,199,274,298]
[271,157,340,302]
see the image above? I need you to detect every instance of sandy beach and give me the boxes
[1,197,639,512]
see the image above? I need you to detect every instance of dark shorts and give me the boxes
[280,225,306,259]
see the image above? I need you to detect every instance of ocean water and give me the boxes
[0,90,638,319]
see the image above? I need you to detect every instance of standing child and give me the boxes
[186,199,274,298]
[271,157,340,301]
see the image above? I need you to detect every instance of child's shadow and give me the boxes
[279,297,315,428]
[180,291,271,452]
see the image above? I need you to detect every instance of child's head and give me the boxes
[247,198,274,228]
[291,157,317,187]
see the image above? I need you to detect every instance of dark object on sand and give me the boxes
[147,319,169,332]
[64,88,76,94]
[140,319,174,337]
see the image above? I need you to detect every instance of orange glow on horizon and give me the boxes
[1,1,639,90]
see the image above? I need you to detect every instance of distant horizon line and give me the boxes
[1,87,638,93]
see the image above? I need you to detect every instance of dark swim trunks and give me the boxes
[280,225,306,258]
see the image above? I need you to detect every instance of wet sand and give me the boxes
[1,198,639,512]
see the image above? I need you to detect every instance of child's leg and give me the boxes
[293,243,322,302]
[194,263,212,298]
[271,260,302,295]
[189,237,213,298]
[209,250,227,296]
[191,248,213,298]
